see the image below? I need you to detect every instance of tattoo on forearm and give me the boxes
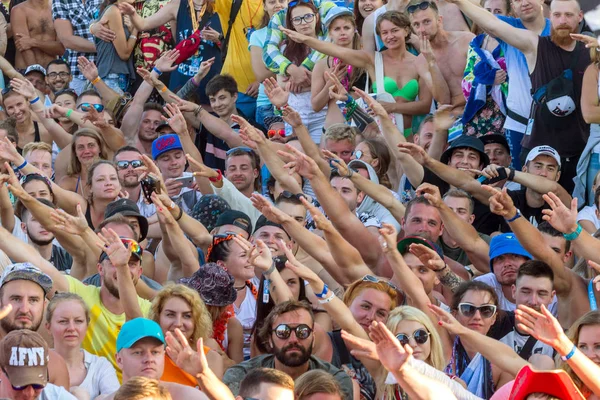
[439,269,464,293]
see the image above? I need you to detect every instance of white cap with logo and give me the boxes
[524,145,561,169]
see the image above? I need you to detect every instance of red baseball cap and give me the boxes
[508,366,584,400]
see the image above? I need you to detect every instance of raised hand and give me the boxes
[263,77,289,108]
[10,78,36,100]
[541,193,578,234]
[482,185,516,218]
[433,105,456,132]
[589,261,600,292]
[3,163,27,199]
[325,70,349,102]
[397,142,430,165]
[300,196,334,233]
[409,243,445,271]
[238,129,259,150]
[154,49,180,73]
[420,35,436,65]
[280,26,311,44]
[353,86,388,117]
[151,192,178,227]
[322,149,350,177]
[279,238,321,284]
[278,144,320,180]
[50,204,89,235]
[341,330,379,360]
[163,103,188,135]
[477,164,506,180]
[166,329,208,378]
[96,228,134,268]
[250,193,290,224]
[77,56,99,83]
[82,106,109,129]
[46,104,68,119]
[185,154,220,180]
[196,57,215,81]
[415,183,443,208]
[378,223,398,253]
[234,236,272,272]
[281,105,303,128]
[570,33,600,48]
[168,94,199,113]
[369,321,413,373]
[0,139,23,164]
[117,2,136,16]
[428,304,467,336]
[136,68,162,87]
[515,304,567,350]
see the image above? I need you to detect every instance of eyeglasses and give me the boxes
[47,72,71,79]
[363,274,399,291]
[396,329,430,347]
[353,150,363,159]
[458,303,497,319]
[77,103,105,112]
[116,160,143,170]
[407,1,434,13]
[273,323,313,340]
[226,146,254,156]
[288,0,311,7]
[99,238,143,262]
[291,13,315,25]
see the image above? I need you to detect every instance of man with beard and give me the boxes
[0,218,151,380]
[0,263,70,389]
[223,300,354,399]
[489,261,556,365]
[45,60,72,101]
[114,145,157,218]
[134,103,164,156]
[448,0,590,193]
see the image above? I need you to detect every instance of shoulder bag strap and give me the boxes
[518,334,538,361]
[222,0,243,60]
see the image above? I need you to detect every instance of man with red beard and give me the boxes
[222,301,354,399]
[449,0,590,193]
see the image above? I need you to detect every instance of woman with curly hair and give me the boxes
[150,284,225,384]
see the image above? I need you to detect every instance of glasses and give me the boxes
[226,146,254,156]
[396,329,430,347]
[100,238,143,262]
[116,160,143,170]
[407,1,434,13]
[363,275,399,291]
[353,150,363,159]
[47,72,71,79]
[3,368,46,391]
[77,103,105,112]
[291,13,315,25]
[458,303,497,319]
[273,323,313,340]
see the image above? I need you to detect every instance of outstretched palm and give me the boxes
[541,193,578,234]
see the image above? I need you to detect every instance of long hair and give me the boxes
[343,277,398,309]
[283,1,321,66]
[353,0,388,34]
[361,138,392,188]
[98,0,118,19]
[149,284,214,346]
[327,14,365,91]
[560,311,600,394]
[68,128,108,176]
[252,256,307,354]
[85,160,118,204]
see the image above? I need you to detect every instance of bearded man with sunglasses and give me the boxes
[223,300,354,399]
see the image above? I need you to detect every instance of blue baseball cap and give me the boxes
[151,134,183,160]
[489,233,532,271]
[116,318,165,352]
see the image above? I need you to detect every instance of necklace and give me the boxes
[235,285,246,291]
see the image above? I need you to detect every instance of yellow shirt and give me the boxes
[67,276,152,381]
[215,0,264,93]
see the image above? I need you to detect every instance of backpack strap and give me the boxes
[221,0,243,61]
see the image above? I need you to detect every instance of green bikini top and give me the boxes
[372,76,419,101]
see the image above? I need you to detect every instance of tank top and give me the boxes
[94,5,136,79]
[523,37,591,157]
[16,121,40,155]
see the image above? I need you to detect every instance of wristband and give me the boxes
[563,224,582,241]
[65,109,73,118]
[505,209,522,223]
[29,97,40,105]
[315,283,329,299]
[264,261,276,276]
[14,160,27,171]
[152,67,163,76]
[191,76,201,87]
[174,206,184,222]
[91,76,101,85]
[508,168,516,181]
[318,292,335,304]
[160,86,168,93]
[561,345,577,361]
[209,169,222,183]
[432,264,447,273]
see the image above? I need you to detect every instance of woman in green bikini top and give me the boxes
[281,10,432,135]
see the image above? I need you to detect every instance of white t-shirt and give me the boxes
[79,350,120,398]
[577,205,600,230]
[40,383,78,400]
[233,277,259,361]
[499,328,554,358]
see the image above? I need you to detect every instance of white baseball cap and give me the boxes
[524,145,561,169]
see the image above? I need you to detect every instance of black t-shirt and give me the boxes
[420,168,508,235]
[508,188,548,228]
[50,245,73,274]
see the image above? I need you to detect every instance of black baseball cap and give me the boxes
[440,136,489,167]
[104,198,149,241]
[480,134,510,155]
[253,215,289,238]
[214,210,252,236]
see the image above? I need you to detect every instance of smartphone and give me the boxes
[140,176,160,203]
[174,175,195,188]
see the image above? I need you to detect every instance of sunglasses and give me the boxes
[268,129,285,138]
[3,368,46,391]
[116,160,143,170]
[458,303,497,319]
[277,190,306,201]
[363,274,399,291]
[78,103,105,113]
[99,238,143,262]
[291,13,315,25]
[288,0,311,6]
[226,146,254,156]
[407,1,434,13]
[273,323,313,340]
[353,150,363,159]
[396,329,430,347]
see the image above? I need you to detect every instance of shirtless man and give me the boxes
[10,0,65,69]
[409,0,474,111]
[362,0,471,53]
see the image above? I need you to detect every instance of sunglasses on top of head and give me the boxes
[407,1,434,13]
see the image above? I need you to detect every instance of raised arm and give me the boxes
[116,1,176,33]
[77,57,121,107]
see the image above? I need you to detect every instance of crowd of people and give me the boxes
[0,0,597,397]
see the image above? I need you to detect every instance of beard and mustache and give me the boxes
[550,24,577,47]
[272,339,314,367]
